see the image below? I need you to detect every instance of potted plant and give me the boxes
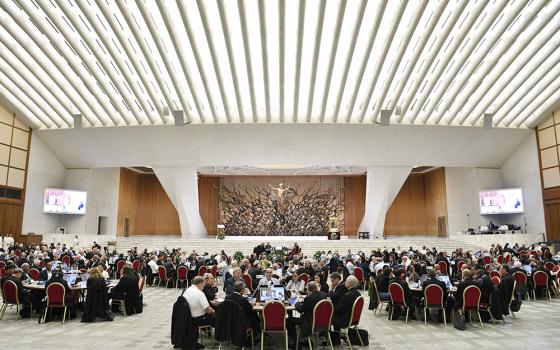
[233,251,244,263]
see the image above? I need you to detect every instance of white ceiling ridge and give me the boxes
[16,0,126,126]
[526,94,560,128]
[428,0,516,125]
[93,0,166,123]
[237,0,259,123]
[0,83,42,129]
[73,1,159,125]
[0,4,105,127]
[449,0,557,125]
[509,72,560,128]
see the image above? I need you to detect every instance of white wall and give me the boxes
[500,132,546,235]
[22,133,65,234]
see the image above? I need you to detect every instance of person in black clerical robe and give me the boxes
[490,265,516,320]
[108,266,140,315]
[330,276,361,345]
[45,269,76,320]
[328,272,347,308]
[287,281,326,347]
[224,281,261,334]
[82,268,111,322]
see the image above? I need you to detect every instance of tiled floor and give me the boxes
[0,285,558,350]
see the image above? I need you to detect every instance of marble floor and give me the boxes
[0,285,558,350]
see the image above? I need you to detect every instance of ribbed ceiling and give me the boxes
[0,0,559,130]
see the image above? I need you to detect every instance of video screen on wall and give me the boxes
[43,188,87,215]
[479,188,524,215]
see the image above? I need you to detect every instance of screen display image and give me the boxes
[43,188,87,214]
[479,188,524,215]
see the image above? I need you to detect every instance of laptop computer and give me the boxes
[65,274,77,285]
[523,265,532,275]
[437,275,452,289]
[418,274,429,287]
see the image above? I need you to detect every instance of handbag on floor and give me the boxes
[346,328,369,345]
[454,314,466,330]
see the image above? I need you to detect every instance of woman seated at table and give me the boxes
[407,264,421,283]
[82,267,111,322]
[108,266,141,315]
[314,272,329,293]
[286,271,305,294]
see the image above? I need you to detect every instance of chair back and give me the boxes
[157,265,167,280]
[46,282,66,307]
[138,276,145,293]
[513,271,527,285]
[504,254,511,264]
[485,264,491,272]
[457,261,465,272]
[533,270,548,288]
[462,285,481,312]
[300,273,309,285]
[497,255,504,264]
[262,301,286,332]
[0,267,4,277]
[438,261,448,275]
[132,260,141,271]
[198,265,207,276]
[491,276,501,286]
[552,265,560,273]
[544,262,555,271]
[15,249,21,257]
[489,270,500,279]
[312,299,333,332]
[62,255,71,266]
[242,274,253,291]
[39,260,45,268]
[116,260,126,276]
[348,296,364,327]
[389,283,407,307]
[354,267,365,283]
[211,265,218,277]
[0,261,5,269]
[177,266,188,280]
[28,268,40,281]
[424,284,444,307]
[483,256,491,265]
[2,280,19,304]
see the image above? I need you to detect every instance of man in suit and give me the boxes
[224,267,243,295]
[1,265,33,317]
[328,272,347,308]
[287,281,326,347]
[225,281,260,333]
[202,273,218,306]
[45,268,76,319]
[454,269,476,308]
[329,276,361,345]
[40,261,54,281]
[472,265,493,304]
[422,269,451,322]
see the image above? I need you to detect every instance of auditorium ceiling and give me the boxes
[1,0,558,130]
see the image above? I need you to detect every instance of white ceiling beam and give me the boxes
[0,2,107,127]
[195,0,234,123]
[292,0,306,123]
[526,96,560,129]
[304,0,326,123]
[19,0,130,126]
[341,0,388,123]
[449,1,560,125]
[398,0,469,123]
[317,0,347,123]
[72,0,159,125]
[427,0,515,124]
[94,0,166,123]
[258,0,271,122]
[359,0,407,123]
[279,0,285,123]
[134,0,193,124]
[511,75,560,128]
[0,85,42,129]
[329,0,368,123]
[237,0,258,123]
[371,0,428,123]
[408,0,489,124]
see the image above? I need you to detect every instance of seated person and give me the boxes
[97,264,110,279]
[184,276,215,334]
[533,261,554,293]
[286,271,305,294]
[82,267,111,322]
[314,273,329,293]
[330,276,361,345]
[45,268,76,319]
[375,267,392,301]
[108,266,141,315]
[1,265,33,317]
[224,281,260,333]
[224,267,243,295]
[454,269,476,308]
[389,269,418,312]
[202,273,219,305]
[287,282,326,347]
[328,272,347,308]
[472,265,493,304]
[258,268,280,288]
[422,269,452,321]
[40,261,54,281]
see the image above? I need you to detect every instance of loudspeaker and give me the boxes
[483,113,493,129]
[72,114,82,129]
[173,110,184,126]
[380,109,391,126]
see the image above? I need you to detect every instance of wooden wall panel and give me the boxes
[117,168,180,236]
[344,176,366,235]
[424,168,448,236]
[198,176,220,235]
[0,202,22,236]
[544,203,560,241]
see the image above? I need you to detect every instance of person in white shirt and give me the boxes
[147,256,159,286]
[183,276,215,331]
[345,260,355,275]
[97,264,110,279]
[258,268,280,287]
[286,271,305,294]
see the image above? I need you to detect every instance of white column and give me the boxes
[358,166,411,238]
[153,166,207,238]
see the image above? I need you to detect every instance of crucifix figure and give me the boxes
[269,183,290,215]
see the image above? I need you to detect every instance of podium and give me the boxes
[328,228,340,240]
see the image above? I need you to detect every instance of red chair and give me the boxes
[299,273,309,285]
[491,276,501,286]
[532,270,552,300]
[0,261,5,269]
[354,267,365,290]
[0,280,31,320]
[210,265,218,277]
[0,267,4,278]
[497,255,504,264]
[157,266,174,288]
[116,260,126,279]
[261,301,288,350]
[198,265,207,277]
[489,270,500,279]
[177,266,188,289]
[485,264,491,272]
[371,279,388,317]
[340,296,365,348]
[242,274,253,292]
[483,256,491,265]
[28,268,40,281]
[423,284,446,325]
[138,276,145,295]
[513,272,528,300]
[389,283,411,323]
[296,299,334,349]
[42,282,68,323]
[132,260,141,272]
[460,285,486,328]
[438,261,448,275]
[14,249,21,257]
[504,254,511,264]
[457,261,465,272]
[552,265,560,273]
[544,262,555,271]
[62,255,71,266]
